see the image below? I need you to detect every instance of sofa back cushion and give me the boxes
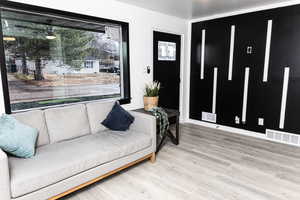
[86,101,115,134]
[44,104,91,143]
[12,110,49,147]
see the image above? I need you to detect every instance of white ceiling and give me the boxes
[116,0,294,19]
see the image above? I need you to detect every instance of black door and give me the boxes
[269,9,300,133]
[153,31,181,110]
[189,20,231,121]
[231,16,267,132]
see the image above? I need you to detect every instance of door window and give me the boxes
[158,41,176,61]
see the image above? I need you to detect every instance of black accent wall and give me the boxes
[190,4,300,135]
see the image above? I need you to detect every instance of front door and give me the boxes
[153,31,181,110]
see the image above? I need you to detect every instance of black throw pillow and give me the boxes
[101,102,135,131]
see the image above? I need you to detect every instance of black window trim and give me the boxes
[0,1,131,114]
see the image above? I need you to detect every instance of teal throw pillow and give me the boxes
[0,114,38,158]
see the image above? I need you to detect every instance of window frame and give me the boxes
[0,1,131,114]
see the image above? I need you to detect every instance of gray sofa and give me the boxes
[0,101,156,200]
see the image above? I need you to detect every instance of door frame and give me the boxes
[151,27,185,119]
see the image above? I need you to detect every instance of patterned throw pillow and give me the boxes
[0,114,38,158]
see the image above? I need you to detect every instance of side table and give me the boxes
[133,108,180,153]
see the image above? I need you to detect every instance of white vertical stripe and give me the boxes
[263,20,273,82]
[242,68,250,123]
[201,29,206,79]
[228,25,235,81]
[212,67,218,114]
[279,67,290,129]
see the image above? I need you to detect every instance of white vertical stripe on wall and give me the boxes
[263,20,273,82]
[228,25,235,81]
[201,29,206,79]
[242,67,250,123]
[212,67,218,114]
[279,67,290,129]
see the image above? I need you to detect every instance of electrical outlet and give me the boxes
[258,118,264,126]
[235,116,240,124]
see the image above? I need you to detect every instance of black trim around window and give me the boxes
[0,13,10,113]
[0,1,131,113]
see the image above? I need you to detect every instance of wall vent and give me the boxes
[266,129,300,146]
[202,112,216,123]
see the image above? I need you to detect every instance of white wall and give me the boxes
[0,0,188,119]
[0,69,5,114]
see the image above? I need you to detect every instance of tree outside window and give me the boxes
[1,10,123,111]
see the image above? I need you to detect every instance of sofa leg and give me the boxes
[150,152,156,163]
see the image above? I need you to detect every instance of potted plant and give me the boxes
[144,81,160,111]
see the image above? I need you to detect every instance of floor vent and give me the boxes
[202,112,216,123]
[266,129,300,146]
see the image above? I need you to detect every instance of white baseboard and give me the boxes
[185,118,300,147]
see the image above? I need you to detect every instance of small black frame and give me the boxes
[0,1,131,113]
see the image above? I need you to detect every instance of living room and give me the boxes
[0,0,300,200]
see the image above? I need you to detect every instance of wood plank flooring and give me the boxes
[62,123,300,200]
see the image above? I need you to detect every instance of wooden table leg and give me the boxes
[156,132,167,153]
[166,115,179,145]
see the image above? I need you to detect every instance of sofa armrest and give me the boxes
[0,149,10,200]
[129,111,156,152]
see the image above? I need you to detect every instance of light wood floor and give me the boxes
[62,124,300,200]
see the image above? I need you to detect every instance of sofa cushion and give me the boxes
[86,101,115,134]
[44,104,91,143]
[9,130,152,198]
[12,110,49,147]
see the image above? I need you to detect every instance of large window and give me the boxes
[0,2,130,113]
